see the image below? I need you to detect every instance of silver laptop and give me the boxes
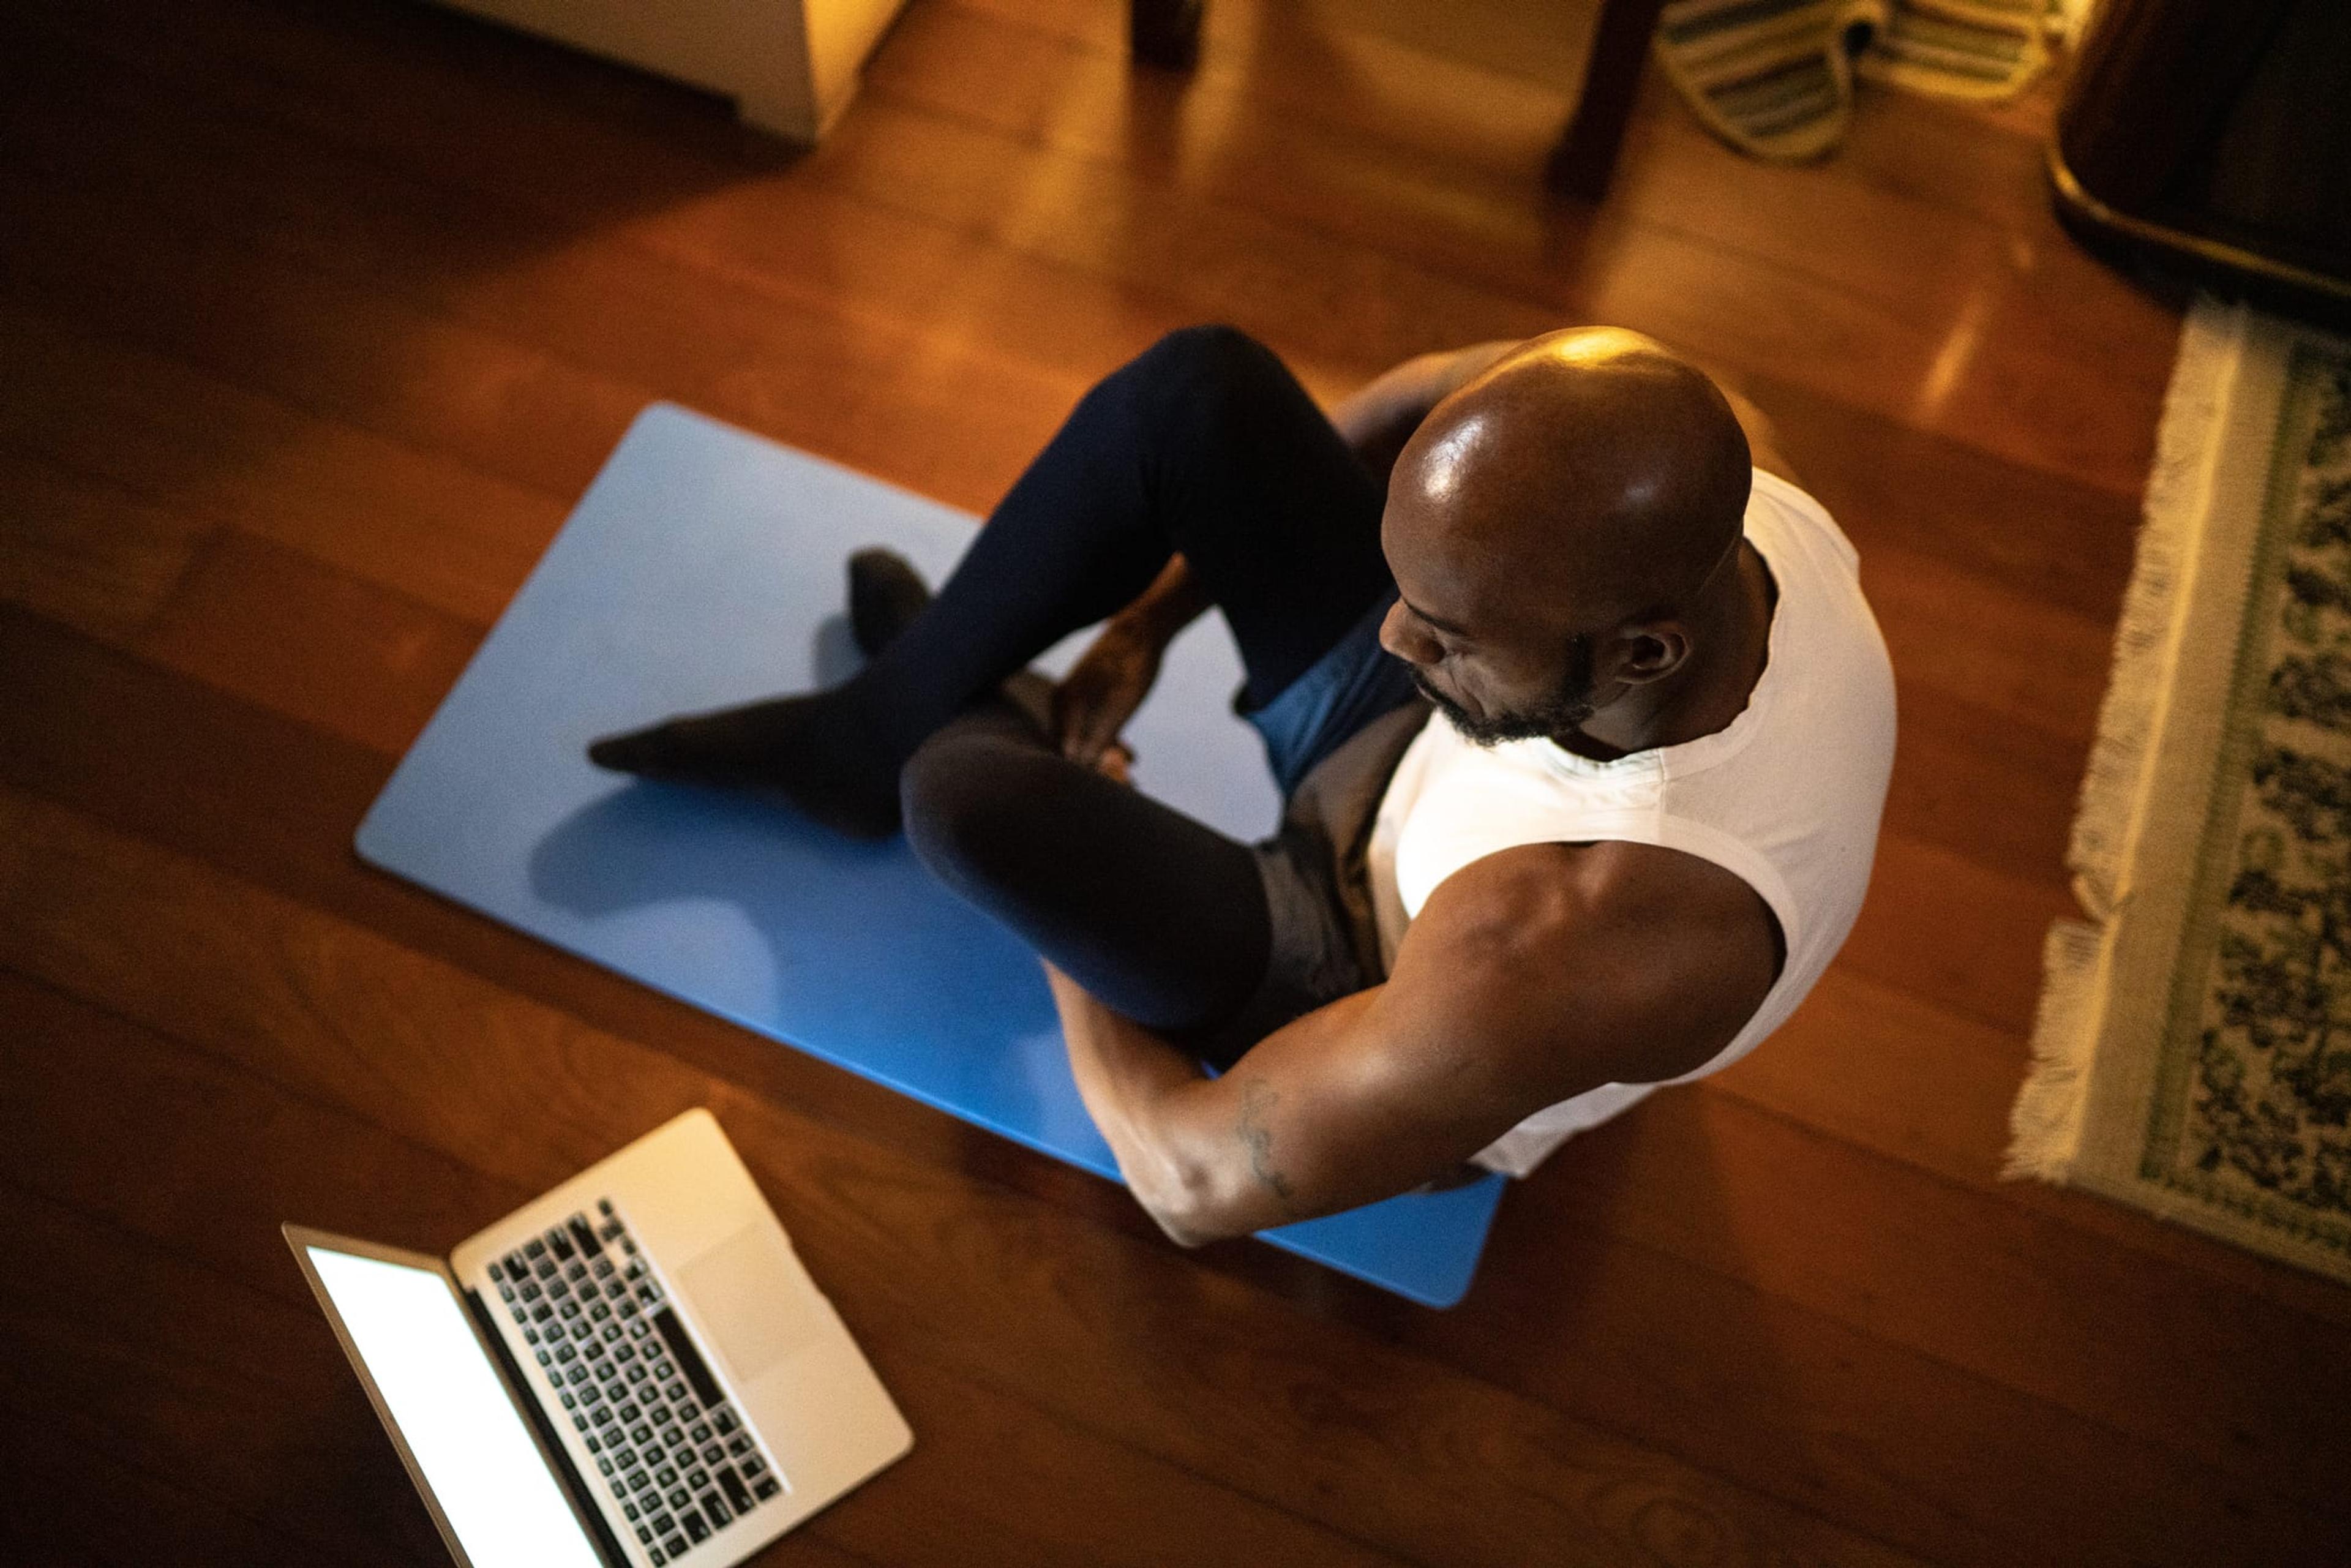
[285,1108,911,1568]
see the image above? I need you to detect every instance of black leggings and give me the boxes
[857,327,1393,1039]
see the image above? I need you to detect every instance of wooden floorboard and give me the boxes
[6,0,2349,1562]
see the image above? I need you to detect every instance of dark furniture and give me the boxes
[1129,0,1673,201]
[2053,0,2351,321]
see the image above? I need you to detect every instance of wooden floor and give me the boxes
[5,0,2349,1563]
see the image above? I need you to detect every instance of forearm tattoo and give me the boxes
[1237,1079,1294,1203]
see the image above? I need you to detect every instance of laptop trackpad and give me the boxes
[676,1223,827,1384]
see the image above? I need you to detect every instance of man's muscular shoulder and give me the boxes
[1378,839,1783,1101]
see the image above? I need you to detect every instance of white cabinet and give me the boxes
[428,0,908,142]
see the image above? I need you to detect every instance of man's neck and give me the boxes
[1551,541,1776,761]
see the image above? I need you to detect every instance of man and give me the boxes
[590,326,1896,1245]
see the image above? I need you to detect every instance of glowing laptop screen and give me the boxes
[308,1246,604,1568]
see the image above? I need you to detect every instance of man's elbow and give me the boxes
[1129,1157,1257,1249]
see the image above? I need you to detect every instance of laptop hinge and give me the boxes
[465,1286,634,1568]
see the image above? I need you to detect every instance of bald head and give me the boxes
[1378,329,1758,748]
[1394,328,1751,624]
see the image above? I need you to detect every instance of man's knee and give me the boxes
[1125,324,1291,435]
[899,729,1057,897]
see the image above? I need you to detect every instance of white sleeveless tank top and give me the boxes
[1364,470,1897,1176]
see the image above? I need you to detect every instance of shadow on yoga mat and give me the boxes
[359,403,1503,1307]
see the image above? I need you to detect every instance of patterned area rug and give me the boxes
[1653,0,2074,163]
[2011,298,2351,1287]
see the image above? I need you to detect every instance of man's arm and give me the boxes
[1044,840,1782,1244]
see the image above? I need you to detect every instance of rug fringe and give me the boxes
[2004,298,2242,1182]
[2004,918,2105,1179]
[2064,298,2244,921]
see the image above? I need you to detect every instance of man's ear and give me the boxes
[1608,623,1692,688]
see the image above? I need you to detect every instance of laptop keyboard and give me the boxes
[489,1199,785,1566]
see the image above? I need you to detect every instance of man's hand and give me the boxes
[1051,618,1163,768]
[1048,554,1210,769]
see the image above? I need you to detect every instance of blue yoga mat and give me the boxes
[358,403,1503,1307]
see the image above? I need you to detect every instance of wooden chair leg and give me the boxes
[1548,0,1670,201]
[1131,0,1206,69]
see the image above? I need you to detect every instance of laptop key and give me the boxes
[647,1548,666,1567]
[700,1490,732,1528]
[726,1433,752,1457]
[711,1409,736,1436]
[681,1511,710,1544]
[569,1216,602,1257]
[663,1535,689,1558]
[547,1228,574,1262]
[667,1487,691,1512]
[700,1443,723,1466]
[685,1468,708,1491]
[717,1466,754,1516]
[752,1476,781,1501]
[626,1469,651,1495]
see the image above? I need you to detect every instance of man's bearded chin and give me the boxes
[1412,636,1599,748]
